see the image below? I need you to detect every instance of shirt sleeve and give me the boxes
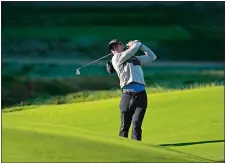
[136,45,157,65]
[117,42,142,64]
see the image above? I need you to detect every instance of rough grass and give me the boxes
[2,70,224,107]
[2,86,224,162]
[23,83,223,106]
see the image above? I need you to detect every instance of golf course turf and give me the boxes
[2,86,224,162]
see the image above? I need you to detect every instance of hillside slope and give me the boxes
[2,86,224,162]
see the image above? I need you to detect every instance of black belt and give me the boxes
[122,90,146,95]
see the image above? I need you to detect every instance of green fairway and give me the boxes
[2,86,224,162]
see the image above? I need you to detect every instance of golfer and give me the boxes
[107,39,157,141]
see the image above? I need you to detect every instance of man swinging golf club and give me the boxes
[107,39,157,141]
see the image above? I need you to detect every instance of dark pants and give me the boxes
[119,90,147,141]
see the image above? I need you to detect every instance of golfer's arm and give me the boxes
[137,45,157,65]
[118,42,142,63]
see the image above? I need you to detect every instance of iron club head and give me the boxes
[76,69,80,75]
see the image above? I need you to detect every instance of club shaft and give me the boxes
[80,53,112,69]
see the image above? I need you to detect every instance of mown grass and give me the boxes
[2,86,224,162]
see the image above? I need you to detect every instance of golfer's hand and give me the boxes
[126,40,140,48]
[126,40,134,48]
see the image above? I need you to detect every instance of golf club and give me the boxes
[76,45,130,75]
[76,53,112,75]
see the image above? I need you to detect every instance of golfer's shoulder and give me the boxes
[112,52,123,63]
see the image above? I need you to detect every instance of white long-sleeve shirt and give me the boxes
[112,42,157,88]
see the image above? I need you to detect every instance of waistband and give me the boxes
[122,82,145,92]
[122,90,146,95]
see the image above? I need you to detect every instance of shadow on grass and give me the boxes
[2,106,40,113]
[159,139,225,147]
[144,142,217,162]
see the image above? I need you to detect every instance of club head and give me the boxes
[76,69,80,75]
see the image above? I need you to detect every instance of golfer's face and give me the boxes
[112,43,124,53]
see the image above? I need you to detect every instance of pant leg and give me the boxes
[119,111,132,138]
[131,91,148,141]
[119,93,135,138]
